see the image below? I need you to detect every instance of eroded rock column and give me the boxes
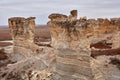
[48,10,94,80]
[9,17,40,58]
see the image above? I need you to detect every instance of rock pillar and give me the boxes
[9,17,40,58]
[48,10,94,80]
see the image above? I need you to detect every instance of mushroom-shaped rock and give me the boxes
[48,13,67,21]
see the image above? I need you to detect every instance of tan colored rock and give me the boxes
[80,16,87,20]
[8,17,42,58]
[112,31,120,49]
[6,10,120,80]
[9,17,35,42]
[48,10,94,80]
[48,13,67,21]
[68,10,78,21]
[48,10,120,80]
[53,49,93,80]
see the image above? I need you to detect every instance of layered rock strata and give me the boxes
[6,10,120,80]
[9,17,41,58]
[48,10,120,80]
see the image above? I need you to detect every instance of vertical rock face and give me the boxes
[48,10,120,80]
[9,17,40,58]
[9,17,35,42]
[48,13,120,50]
[48,10,94,80]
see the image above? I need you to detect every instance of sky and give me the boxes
[0,0,120,25]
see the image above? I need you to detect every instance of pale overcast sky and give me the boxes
[0,0,120,25]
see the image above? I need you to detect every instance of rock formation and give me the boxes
[9,17,41,58]
[48,10,120,80]
[0,10,119,80]
[48,10,93,80]
[68,10,78,21]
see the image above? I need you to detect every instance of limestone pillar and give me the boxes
[48,10,94,80]
[9,17,35,42]
[9,17,40,58]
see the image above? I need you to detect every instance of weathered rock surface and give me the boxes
[48,10,93,80]
[0,46,55,80]
[48,10,120,80]
[0,10,120,80]
[91,55,120,80]
[48,15,120,49]
[52,49,93,80]
[9,17,42,58]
